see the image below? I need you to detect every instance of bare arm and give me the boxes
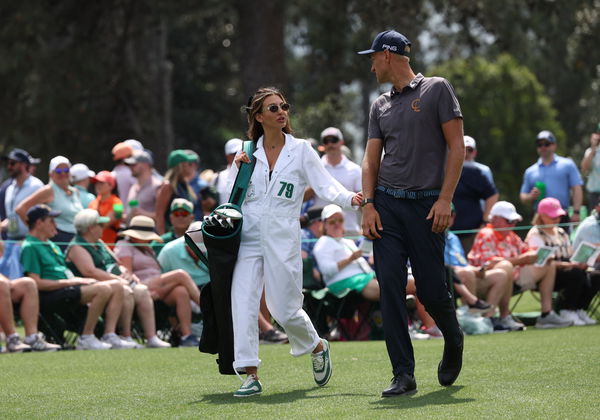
[154,183,172,235]
[15,185,53,224]
[482,193,499,223]
[26,272,93,292]
[581,147,595,174]
[427,118,464,232]
[66,245,119,281]
[361,138,384,239]
[571,184,583,222]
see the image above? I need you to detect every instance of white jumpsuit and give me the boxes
[228,134,354,371]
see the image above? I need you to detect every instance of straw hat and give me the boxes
[120,215,162,242]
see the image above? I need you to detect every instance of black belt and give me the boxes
[376,185,440,199]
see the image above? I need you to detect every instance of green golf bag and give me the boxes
[185,140,255,375]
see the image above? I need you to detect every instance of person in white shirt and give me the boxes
[214,138,243,204]
[313,205,379,300]
[306,127,362,235]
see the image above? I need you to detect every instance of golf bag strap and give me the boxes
[228,141,256,207]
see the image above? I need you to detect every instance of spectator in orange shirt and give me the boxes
[89,171,124,248]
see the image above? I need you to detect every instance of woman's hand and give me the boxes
[349,250,363,261]
[234,152,250,168]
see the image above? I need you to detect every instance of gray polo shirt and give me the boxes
[368,73,462,190]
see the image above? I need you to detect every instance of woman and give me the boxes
[313,204,379,301]
[525,197,597,325]
[65,209,171,348]
[229,87,361,397]
[114,215,202,346]
[88,171,123,248]
[16,156,83,250]
[155,150,198,234]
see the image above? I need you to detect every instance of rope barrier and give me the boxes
[0,222,581,247]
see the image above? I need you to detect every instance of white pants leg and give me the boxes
[263,236,320,357]
[231,242,264,371]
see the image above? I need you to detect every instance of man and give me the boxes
[452,136,498,253]
[111,141,136,204]
[20,205,131,350]
[468,201,572,329]
[1,274,60,351]
[214,138,243,205]
[520,130,583,226]
[308,127,362,235]
[358,30,465,397]
[464,135,495,185]
[579,122,600,211]
[153,198,195,255]
[0,148,44,278]
[70,163,96,209]
[125,149,162,219]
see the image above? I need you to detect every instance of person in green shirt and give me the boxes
[20,204,131,350]
[65,209,170,348]
[153,198,195,256]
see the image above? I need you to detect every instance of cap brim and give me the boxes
[97,216,111,224]
[49,211,62,217]
[30,158,41,165]
[124,157,137,165]
[357,49,376,55]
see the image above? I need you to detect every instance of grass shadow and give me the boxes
[370,385,475,409]
[192,388,373,406]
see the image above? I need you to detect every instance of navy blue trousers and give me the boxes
[373,190,462,376]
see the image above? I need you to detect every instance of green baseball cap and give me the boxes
[170,198,194,213]
[167,149,197,169]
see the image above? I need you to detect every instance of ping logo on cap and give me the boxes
[382,44,398,52]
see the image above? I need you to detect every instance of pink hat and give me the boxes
[537,197,566,218]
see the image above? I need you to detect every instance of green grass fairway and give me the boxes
[1,324,599,419]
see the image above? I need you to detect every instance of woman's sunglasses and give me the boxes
[172,210,191,218]
[266,103,290,113]
[323,136,340,145]
[54,167,70,174]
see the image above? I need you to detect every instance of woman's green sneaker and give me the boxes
[311,339,332,386]
[234,374,263,397]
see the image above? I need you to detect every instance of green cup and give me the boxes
[113,203,124,219]
[534,181,546,200]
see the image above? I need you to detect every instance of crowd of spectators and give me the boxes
[1,125,599,352]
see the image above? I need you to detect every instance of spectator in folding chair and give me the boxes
[20,205,131,350]
[114,215,201,347]
[0,273,60,352]
[313,205,380,302]
[65,209,171,348]
[300,205,324,287]
[530,197,599,325]
[468,201,573,329]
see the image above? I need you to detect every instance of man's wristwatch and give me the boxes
[361,198,375,207]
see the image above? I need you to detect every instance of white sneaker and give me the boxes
[119,336,144,349]
[409,329,431,340]
[535,310,573,329]
[101,333,138,349]
[146,335,171,348]
[499,315,526,331]
[24,333,61,352]
[559,310,586,326]
[575,309,597,325]
[76,335,112,350]
[7,334,31,353]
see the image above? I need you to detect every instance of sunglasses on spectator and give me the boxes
[536,141,553,148]
[323,136,340,145]
[54,167,70,174]
[265,103,290,113]
[171,210,191,217]
[327,218,344,225]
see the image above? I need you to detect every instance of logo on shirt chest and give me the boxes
[411,99,421,112]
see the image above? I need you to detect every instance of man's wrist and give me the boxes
[361,198,375,207]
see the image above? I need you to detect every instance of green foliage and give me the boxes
[431,54,564,220]
[1,326,599,418]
